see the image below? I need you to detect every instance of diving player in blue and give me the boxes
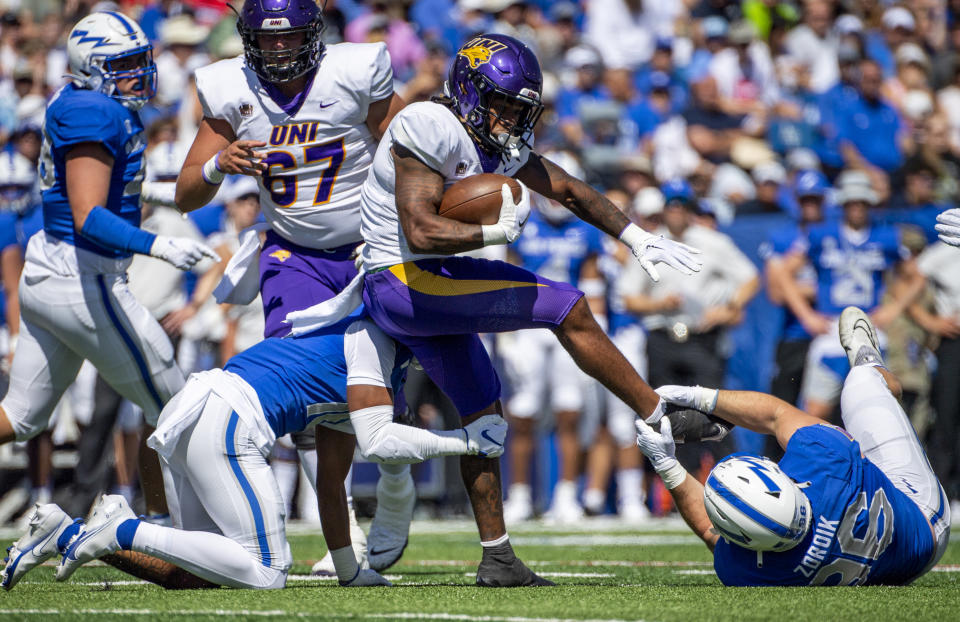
[3,316,508,590]
[636,307,949,586]
[0,12,218,519]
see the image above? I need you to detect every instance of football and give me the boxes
[438,173,521,225]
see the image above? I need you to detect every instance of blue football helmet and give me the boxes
[446,34,543,157]
[236,0,324,83]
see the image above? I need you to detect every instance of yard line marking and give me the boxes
[0,610,648,622]
[510,535,701,547]
[672,570,715,575]
[412,560,712,568]
[460,572,615,578]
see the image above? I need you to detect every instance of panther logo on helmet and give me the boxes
[458,37,508,69]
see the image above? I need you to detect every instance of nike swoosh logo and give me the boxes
[318,100,338,109]
[369,546,402,556]
[62,521,113,562]
[480,430,503,447]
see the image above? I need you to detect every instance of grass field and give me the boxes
[2,518,958,622]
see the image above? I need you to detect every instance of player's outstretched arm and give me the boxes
[656,385,822,450]
[517,154,701,282]
[635,418,718,550]
[176,117,266,213]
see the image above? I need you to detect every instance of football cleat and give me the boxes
[311,507,369,576]
[543,481,583,525]
[476,542,555,588]
[839,306,884,368]
[367,469,415,572]
[1,503,75,590]
[340,567,392,587]
[56,494,135,582]
[464,415,508,458]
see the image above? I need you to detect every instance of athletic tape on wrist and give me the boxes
[657,460,688,490]
[201,151,225,185]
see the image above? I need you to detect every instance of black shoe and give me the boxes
[476,541,555,587]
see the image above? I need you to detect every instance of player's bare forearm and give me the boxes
[393,145,486,254]
[668,475,719,551]
[517,154,630,238]
[102,551,217,589]
[713,390,820,449]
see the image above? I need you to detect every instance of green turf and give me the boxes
[2,523,958,622]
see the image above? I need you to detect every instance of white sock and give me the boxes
[507,483,531,504]
[271,459,298,518]
[330,545,359,583]
[583,487,606,513]
[376,463,413,513]
[617,468,645,507]
[297,463,321,523]
[131,521,275,589]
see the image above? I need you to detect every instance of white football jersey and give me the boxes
[361,101,532,269]
[195,43,393,250]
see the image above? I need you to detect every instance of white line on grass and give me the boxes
[1,610,646,622]
[510,535,701,547]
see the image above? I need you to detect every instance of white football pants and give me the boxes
[2,235,184,439]
[840,366,951,571]
[134,392,291,589]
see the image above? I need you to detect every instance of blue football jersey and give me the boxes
[515,210,604,286]
[714,425,936,586]
[800,221,904,316]
[39,84,146,258]
[224,314,409,439]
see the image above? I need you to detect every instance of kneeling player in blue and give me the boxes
[636,307,949,586]
[1,317,507,589]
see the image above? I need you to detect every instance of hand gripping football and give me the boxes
[439,173,522,225]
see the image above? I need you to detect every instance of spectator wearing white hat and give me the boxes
[883,42,932,113]
[155,15,210,109]
[738,160,787,215]
[867,6,917,78]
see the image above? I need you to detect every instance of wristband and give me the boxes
[481,224,507,246]
[656,459,688,490]
[201,151,225,185]
[619,222,649,247]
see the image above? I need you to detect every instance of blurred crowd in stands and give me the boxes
[0,0,958,529]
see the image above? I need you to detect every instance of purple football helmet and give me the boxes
[236,0,324,83]
[446,34,543,156]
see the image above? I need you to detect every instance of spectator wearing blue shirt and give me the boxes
[883,158,951,243]
[634,40,689,115]
[555,45,608,147]
[817,43,863,172]
[837,59,907,175]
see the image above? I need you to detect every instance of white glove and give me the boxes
[619,223,702,282]
[936,208,960,248]
[150,236,220,271]
[653,384,719,416]
[340,568,392,587]
[351,242,366,270]
[463,414,507,458]
[635,417,687,489]
[481,181,530,246]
